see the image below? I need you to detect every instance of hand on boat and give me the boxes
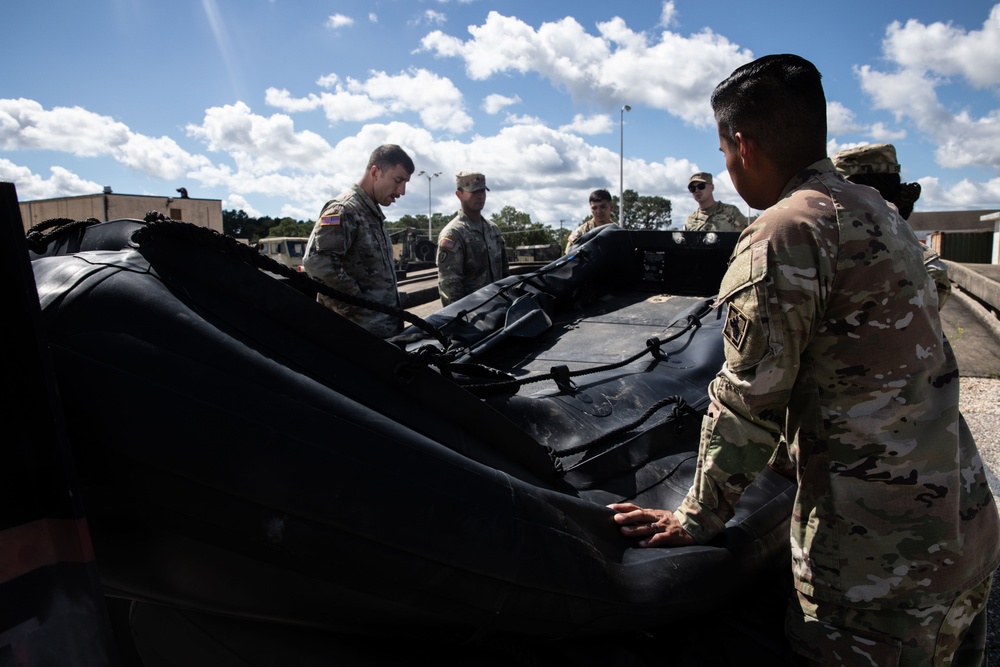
[608,503,696,548]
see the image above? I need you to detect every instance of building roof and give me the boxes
[908,210,999,233]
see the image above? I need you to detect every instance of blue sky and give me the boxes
[3,0,1000,230]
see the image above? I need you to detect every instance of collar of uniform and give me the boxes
[700,201,724,215]
[351,183,386,222]
[457,212,487,230]
[778,158,838,202]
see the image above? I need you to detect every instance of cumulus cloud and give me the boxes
[0,159,101,201]
[559,113,613,135]
[418,9,753,127]
[268,68,473,134]
[482,93,521,114]
[857,8,1000,171]
[882,7,1000,89]
[185,101,334,173]
[224,193,262,218]
[0,98,211,179]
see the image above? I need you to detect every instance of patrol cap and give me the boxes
[832,143,901,176]
[688,172,713,185]
[456,171,489,192]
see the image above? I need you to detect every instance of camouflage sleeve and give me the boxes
[302,205,361,298]
[675,225,821,543]
[730,206,749,229]
[436,231,466,306]
[923,247,951,309]
[565,225,583,253]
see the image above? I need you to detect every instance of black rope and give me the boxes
[553,395,701,459]
[455,313,704,398]
[25,217,101,254]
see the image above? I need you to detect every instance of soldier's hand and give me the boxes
[608,502,695,548]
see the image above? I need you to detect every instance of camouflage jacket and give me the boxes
[684,201,748,232]
[565,220,617,253]
[675,159,1000,609]
[436,213,509,306]
[302,184,401,338]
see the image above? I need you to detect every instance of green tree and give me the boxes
[265,217,312,238]
[612,190,672,230]
[491,206,556,248]
[223,209,276,242]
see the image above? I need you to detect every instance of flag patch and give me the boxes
[440,237,456,249]
[320,215,341,226]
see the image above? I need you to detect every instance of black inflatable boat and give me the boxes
[23,212,796,664]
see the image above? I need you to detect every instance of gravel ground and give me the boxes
[962,377,1000,664]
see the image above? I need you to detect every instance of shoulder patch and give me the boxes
[724,302,750,350]
[320,214,341,226]
[440,237,456,249]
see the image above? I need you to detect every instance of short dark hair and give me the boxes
[589,189,612,203]
[711,54,827,173]
[367,144,415,174]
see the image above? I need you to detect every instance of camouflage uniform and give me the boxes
[832,143,952,310]
[674,159,999,662]
[565,220,618,253]
[302,184,401,338]
[683,201,748,232]
[436,212,509,306]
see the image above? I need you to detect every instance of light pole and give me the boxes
[619,105,631,225]
[417,170,441,240]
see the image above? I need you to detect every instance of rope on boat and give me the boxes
[552,395,701,459]
[452,310,707,398]
[25,217,101,254]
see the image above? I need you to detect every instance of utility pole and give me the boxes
[417,170,441,240]
[619,104,631,225]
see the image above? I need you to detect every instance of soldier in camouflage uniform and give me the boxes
[612,55,999,666]
[303,144,414,338]
[565,188,617,252]
[436,171,509,306]
[683,171,749,232]
[832,143,951,308]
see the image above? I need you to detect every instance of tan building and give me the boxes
[18,187,223,234]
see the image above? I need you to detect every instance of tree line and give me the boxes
[223,190,673,247]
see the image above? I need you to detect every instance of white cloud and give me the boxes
[419,10,753,127]
[0,98,130,156]
[268,69,473,134]
[0,159,101,201]
[185,101,333,173]
[867,122,906,142]
[326,14,353,30]
[0,98,211,179]
[369,13,378,23]
[659,1,679,29]
[882,7,1000,89]
[559,113,613,135]
[827,101,860,136]
[224,193,262,218]
[482,93,521,114]
[856,9,1000,171]
[917,174,1000,210]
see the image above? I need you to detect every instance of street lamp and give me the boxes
[619,104,631,225]
[417,170,441,240]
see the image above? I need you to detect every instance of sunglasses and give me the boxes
[688,182,708,192]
